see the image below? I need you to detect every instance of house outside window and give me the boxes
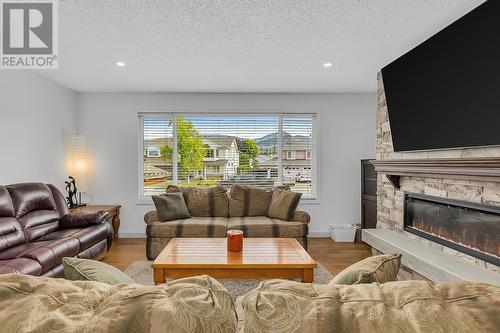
[139,113,318,201]
[147,149,159,157]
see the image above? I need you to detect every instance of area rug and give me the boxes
[124,261,333,300]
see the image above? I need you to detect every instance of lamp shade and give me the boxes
[69,131,88,192]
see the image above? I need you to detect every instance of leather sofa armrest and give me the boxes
[292,209,311,224]
[144,211,160,225]
[60,211,109,228]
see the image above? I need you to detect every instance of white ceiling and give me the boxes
[39,0,486,93]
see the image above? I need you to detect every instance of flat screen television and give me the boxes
[382,1,500,152]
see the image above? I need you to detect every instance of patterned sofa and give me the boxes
[236,279,500,332]
[0,274,498,333]
[144,185,310,260]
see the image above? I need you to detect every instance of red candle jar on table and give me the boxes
[227,230,243,252]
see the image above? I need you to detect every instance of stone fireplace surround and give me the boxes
[363,72,500,283]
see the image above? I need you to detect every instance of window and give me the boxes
[147,149,159,157]
[205,149,215,158]
[141,115,173,194]
[139,113,318,200]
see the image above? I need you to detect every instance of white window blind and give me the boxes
[282,115,317,198]
[141,115,173,195]
[139,113,318,200]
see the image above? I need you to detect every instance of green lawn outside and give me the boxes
[177,180,220,188]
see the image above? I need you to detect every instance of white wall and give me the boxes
[0,71,77,189]
[77,93,376,236]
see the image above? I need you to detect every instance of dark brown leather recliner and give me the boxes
[0,183,113,277]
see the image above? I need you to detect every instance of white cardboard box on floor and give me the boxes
[329,224,357,242]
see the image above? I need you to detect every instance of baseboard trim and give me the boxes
[118,233,146,238]
[308,232,330,238]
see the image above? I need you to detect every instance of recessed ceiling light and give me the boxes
[116,61,125,67]
[323,62,333,68]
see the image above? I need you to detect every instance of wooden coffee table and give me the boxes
[152,238,317,284]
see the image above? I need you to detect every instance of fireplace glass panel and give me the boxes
[405,194,500,266]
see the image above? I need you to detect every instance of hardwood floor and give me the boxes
[308,238,372,275]
[102,238,145,271]
[103,238,372,276]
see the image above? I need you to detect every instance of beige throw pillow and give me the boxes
[267,189,302,221]
[62,257,134,285]
[228,185,274,217]
[166,185,182,193]
[329,254,402,285]
[181,186,229,217]
[152,192,190,221]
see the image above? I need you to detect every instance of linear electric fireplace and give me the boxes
[404,193,500,266]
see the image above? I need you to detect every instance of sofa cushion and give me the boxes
[228,185,274,217]
[0,186,15,217]
[329,254,402,285]
[70,224,109,251]
[0,241,50,260]
[0,258,43,275]
[0,274,237,333]
[17,210,60,241]
[0,218,25,251]
[6,183,57,218]
[35,228,81,240]
[227,217,308,238]
[267,189,302,221]
[152,192,190,221]
[47,184,69,217]
[37,223,109,251]
[146,215,228,238]
[62,257,134,284]
[182,186,229,217]
[0,186,26,251]
[22,238,80,273]
[237,279,500,333]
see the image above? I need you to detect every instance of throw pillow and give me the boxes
[62,257,134,285]
[152,192,190,222]
[267,189,302,221]
[182,186,229,217]
[228,185,293,217]
[329,254,402,285]
[228,185,273,217]
[166,185,182,193]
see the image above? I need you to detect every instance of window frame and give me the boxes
[138,112,320,203]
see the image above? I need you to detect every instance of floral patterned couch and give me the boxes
[0,273,498,333]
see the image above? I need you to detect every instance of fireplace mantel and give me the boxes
[372,157,500,188]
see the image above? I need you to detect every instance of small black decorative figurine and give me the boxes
[65,176,78,208]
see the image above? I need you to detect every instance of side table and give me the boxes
[69,205,121,238]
